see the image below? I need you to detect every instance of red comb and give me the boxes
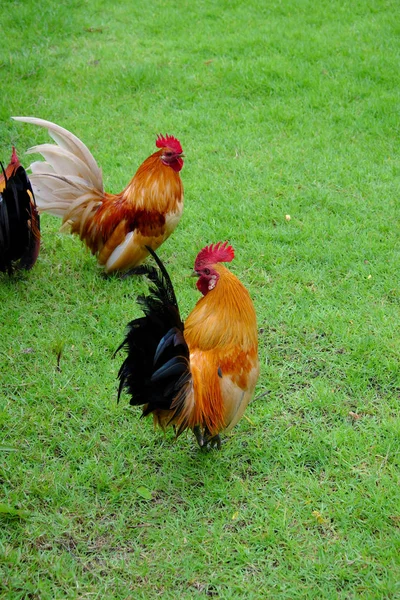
[156,134,182,154]
[195,241,235,270]
[11,146,19,164]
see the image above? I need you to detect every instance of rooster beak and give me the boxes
[191,270,198,277]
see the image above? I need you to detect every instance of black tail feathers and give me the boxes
[0,165,40,274]
[116,247,191,420]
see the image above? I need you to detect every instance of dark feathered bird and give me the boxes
[0,148,40,274]
[116,243,259,449]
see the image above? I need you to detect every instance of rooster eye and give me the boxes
[204,268,210,275]
[164,151,173,157]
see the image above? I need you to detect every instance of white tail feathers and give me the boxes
[12,117,104,218]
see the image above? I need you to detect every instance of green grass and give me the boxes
[1,0,400,597]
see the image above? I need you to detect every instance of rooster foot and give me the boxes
[121,266,149,279]
[206,434,222,450]
[193,425,206,449]
[100,268,143,280]
[193,426,222,450]
[100,271,126,280]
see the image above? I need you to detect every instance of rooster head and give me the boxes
[194,241,235,296]
[156,134,184,172]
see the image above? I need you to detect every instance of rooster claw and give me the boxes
[207,434,222,450]
[100,271,122,280]
[193,426,222,451]
[193,425,205,448]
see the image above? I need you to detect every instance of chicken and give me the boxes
[0,148,40,274]
[116,242,259,449]
[12,117,184,273]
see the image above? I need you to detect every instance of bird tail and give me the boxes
[0,163,40,274]
[12,117,104,222]
[116,247,193,434]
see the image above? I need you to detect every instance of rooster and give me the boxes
[12,117,184,273]
[116,242,259,449]
[0,148,40,274]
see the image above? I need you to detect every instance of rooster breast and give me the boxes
[184,266,259,435]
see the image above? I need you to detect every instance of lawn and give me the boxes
[1,0,400,598]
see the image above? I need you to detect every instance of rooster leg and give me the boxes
[207,434,222,450]
[193,425,206,449]
[202,428,222,450]
[100,271,115,280]
[100,269,137,281]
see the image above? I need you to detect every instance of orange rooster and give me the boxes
[0,147,40,274]
[12,117,184,273]
[116,242,259,449]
